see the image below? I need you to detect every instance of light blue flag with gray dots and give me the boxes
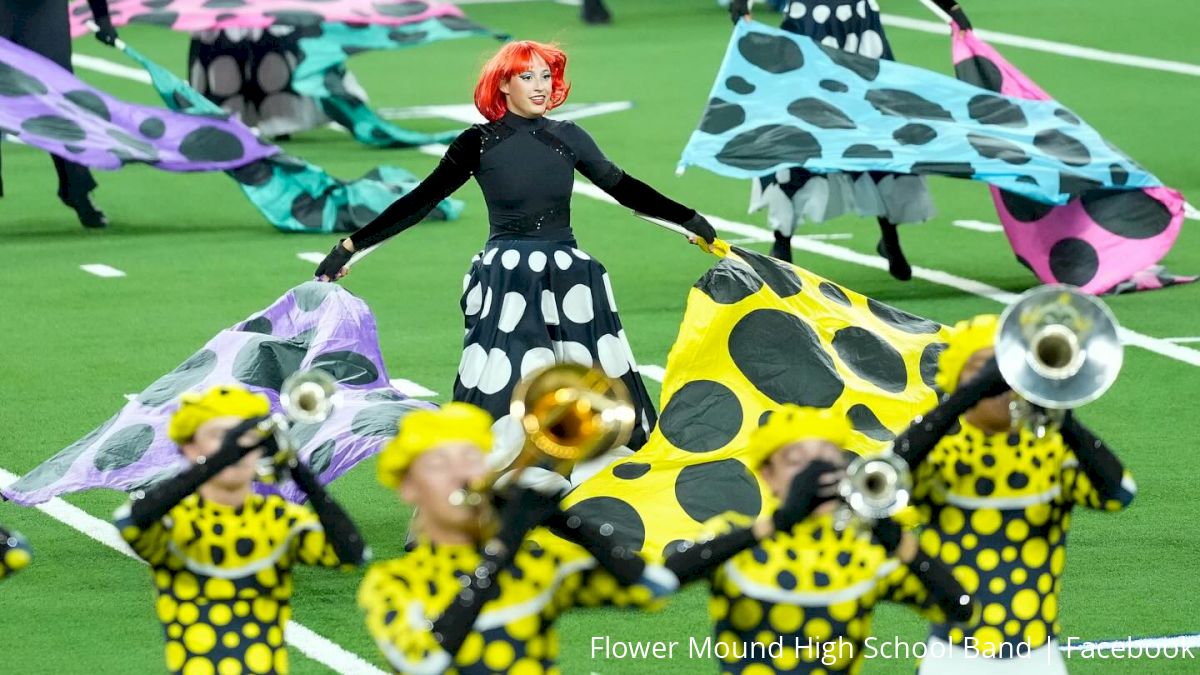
[3,283,435,506]
[679,20,1161,204]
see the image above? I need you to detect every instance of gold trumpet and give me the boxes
[255,368,340,482]
[449,363,636,514]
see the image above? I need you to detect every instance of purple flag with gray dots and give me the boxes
[0,37,275,171]
[2,283,435,506]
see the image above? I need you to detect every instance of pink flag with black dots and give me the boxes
[951,24,1193,294]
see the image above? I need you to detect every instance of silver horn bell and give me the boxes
[996,284,1123,410]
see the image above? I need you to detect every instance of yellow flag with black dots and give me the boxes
[563,246,949,561]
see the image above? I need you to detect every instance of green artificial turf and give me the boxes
[1,1,1197,673]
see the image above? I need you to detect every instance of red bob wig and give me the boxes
[474,41,571,122]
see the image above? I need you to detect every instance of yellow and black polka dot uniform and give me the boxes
[115,493,345,675]
[912,421,1136,652]
[359,529,663,674]
[707,512,938,674]
[1,527,32,581]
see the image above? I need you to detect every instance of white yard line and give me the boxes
[71,53,152,83]
[80,264,126,278]
[640,365,666,383]
[297,252,328,265]
[951,219,1004,234]
[1184,203,1200,221]
[1164,337,1200,344]
[0,469,387,675]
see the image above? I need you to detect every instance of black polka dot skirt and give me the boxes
[452,240,657,455]
[188,27,329,138]
[781,0,893,59]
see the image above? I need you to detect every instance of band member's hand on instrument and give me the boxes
[772,459,843,534]
[314,239,354,282]
[895,356,1010,468]
[729,0,751,24]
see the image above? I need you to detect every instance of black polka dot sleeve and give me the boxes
[1059,415,1135,510]
[895,357,1009,469]
[288,460,367,567]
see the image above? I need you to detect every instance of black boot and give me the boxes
[875,218,911,281]
[66,194,108,229]
[582,0,612,24]
[770,231,793,263]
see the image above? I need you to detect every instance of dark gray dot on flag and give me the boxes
[229,160,274,187]
[1081,190,1172,239]
[758,410,774,427]
[564,497,645,552]
[716,124,821,172]
[130,11,179,27]
[22,115,86,142]
[867,298,940,335]
[819,281,851,306]
[787,97,855,130]
[264,10,323,25]
[1059,171,1103,196]
[843,144,892,159]
[696,259,763,305]
[966,94,1027,128]
[93,424,156,471]
[179,126,245,162]
[386,30,430,45]
[232,336,306,390]
[920,342,948,389]
[954,56,1003,92]
[350,204,381,224]
[437,16,479,32]
[310,350,380,386]
[700,98,746,135]
[107,129,157,158]
[291,193,329,229]
[1109,164,1129,186]
[63,90,111,121]
[892,123,937,146]
[203,0,246,8]
[374,1,428,16]
[1054,108,1081,125]
[999,190,1054,222]
[306,439,337,476]
[739,249,802,298]
[910,161,975,178]
[832,327,908,394]
[351,402,413,437]
[138,349,218,407]
[612,462,651,480]
[819,79,849,93]
[144,0,174,8]
[729,309,844,407]
[967,133,1030,165]
[865,89,953,121]
[1034,130,1091,167]
[726,76,756,94]
[847,404,895,442]
[819,45,880,81]
[1048,238,1099,286]
[0,62,48,96]
[287,422,323,453]
[294,281,340,311]
[659,380,741,453]
[10,415,118,491]
[737,32,804,73]
[139,117,166,139]
[676,460,762,524]
[64,145,85,154]
[367,390,407,402]
[1016,175,1038,186]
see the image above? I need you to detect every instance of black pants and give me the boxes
[0,0,98,202]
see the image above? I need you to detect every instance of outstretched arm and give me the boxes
[894,357,1010,470]
[289,461,368,566]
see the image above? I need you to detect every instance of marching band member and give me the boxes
[894,315,1136,673]
[358,403,678,675]
[0,526,32,581]
[114,385,367,675]
[662,405,973,674]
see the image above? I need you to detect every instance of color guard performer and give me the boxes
[662,405,974,674]
[894,315,1136,673]
[0,526,32,581]
[114,385,367,675]
[358,403,679,675]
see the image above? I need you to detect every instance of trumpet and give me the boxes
[255,368,340,481]
[449,363,636,517]
[835,452,912,528]
[995,285,1122,435]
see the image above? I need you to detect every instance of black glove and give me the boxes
[772,459,841,533]
[682,213,717,245]
[931,0,973,30]
[967,357,1012,400]
[729,0,751,24]
[492,485,562,555]
[314,240,353,281]
[93,16,119,46]
[871,517,904,554]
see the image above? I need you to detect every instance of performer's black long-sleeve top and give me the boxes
[348,111,705,248]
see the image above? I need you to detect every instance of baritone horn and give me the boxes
[995,285,1122,434]
[449,363,637,509]
[836,452,912,524]
[255,368,340,481]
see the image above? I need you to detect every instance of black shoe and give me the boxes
[582,0,612,24]
[876,237,912,281]
[770,232,793,263]
[66,195,108,229]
